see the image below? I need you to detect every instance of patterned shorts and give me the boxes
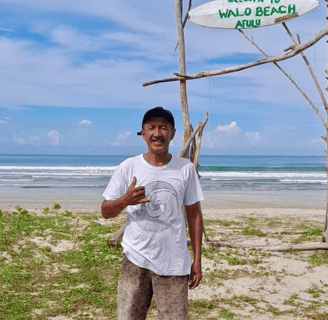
[117,255,189,320]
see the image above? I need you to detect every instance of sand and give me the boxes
[0,187,326,213]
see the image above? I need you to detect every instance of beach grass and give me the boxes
[0,206,122,320]
[2,206,328,319]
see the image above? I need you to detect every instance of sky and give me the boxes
[0,0,327,156]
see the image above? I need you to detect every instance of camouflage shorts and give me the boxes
[117,255,189,320]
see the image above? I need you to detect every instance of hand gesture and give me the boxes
[124,177,151,206]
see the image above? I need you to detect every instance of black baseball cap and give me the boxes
[137,107,175,135]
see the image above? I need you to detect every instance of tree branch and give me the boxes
[178,122,201,157]
[193,112,209,174]
[142,25,328,87]
[174,0,193,51]
[282,22,328,114]
[238,29,326,126]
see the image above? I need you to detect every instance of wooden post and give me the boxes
[323,0,328,242]
[175,0,192,156]
[323,127,328,242]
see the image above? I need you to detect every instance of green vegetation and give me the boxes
[217,309,235,319]
[0,208,123,319]
[204,219,232,227]
[52,203,61,210]
[242,227,266,237]
[42,207,50,214]
[308,287,321,298]
[308,252,328,265]
[294,228,322,244]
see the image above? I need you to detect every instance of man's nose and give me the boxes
[153,127,160,136]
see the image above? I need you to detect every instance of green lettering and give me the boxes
[278,5,286,14]
[235,19,261,29]
[256,7,263,16]
[218,9,229,18]
[264,6,270,16]
[288,4,296,14]
[229,9,236,17]
[246,20,252,27]
[244,7,252,16]
[271,7,280,15]
[227,9,240,18]
[235,20,244,29]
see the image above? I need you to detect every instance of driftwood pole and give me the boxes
[175,0,192,156]
[323,0,328,242]
[174,0,209,243]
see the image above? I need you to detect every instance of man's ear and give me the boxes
[140,130,146,141]
[171,129,176,140]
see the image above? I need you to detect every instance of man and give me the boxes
[101,107,204,320]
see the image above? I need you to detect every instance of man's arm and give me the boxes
[101,176,150,219]
[185,201,202,290]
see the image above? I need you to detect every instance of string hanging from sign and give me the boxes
[313,46,316,62]
[208,77,214,131]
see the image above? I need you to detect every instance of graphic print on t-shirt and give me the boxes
[135,181,179,232]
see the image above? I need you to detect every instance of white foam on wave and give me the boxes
[281,179,327,184]
[202,171,325,179]
[0,178,34,182]
[0,165,118,171]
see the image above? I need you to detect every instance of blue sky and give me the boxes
[0,0,327,155]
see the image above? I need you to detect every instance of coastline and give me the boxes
[0,188,326,214]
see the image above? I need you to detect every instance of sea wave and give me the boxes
[0,165,118,171]
[280,179,327,184]
[202,171,326,179]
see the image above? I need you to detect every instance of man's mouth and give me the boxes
[152,139,164,146]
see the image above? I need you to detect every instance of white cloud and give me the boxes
[0,28,14,32]
[311,138,324,144]
[79,119,92,125]
[216,121,241,133]
[49,26,111,52]
[202,121,261,150]
[2,0,171,34]
[48,130,60,145]
[0,117,10,124]
[13,137,25,145]
[245,131,261,146]
[112,131,132,146]
[28,135,42,144]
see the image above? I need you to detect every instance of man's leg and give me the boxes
[117,255,153,320]
[151,272,189,320]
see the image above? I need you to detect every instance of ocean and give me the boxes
[0,154,326,194]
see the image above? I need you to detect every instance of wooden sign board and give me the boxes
[188,0,319,29]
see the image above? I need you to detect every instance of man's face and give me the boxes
[141,117,175,154]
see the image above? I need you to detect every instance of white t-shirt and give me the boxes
[102,154,204,276]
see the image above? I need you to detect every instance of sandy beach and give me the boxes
[0,187,326,213]
[1,189,328,319]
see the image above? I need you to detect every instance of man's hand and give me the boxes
[189,260,202,290]
[124,177,151,206]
